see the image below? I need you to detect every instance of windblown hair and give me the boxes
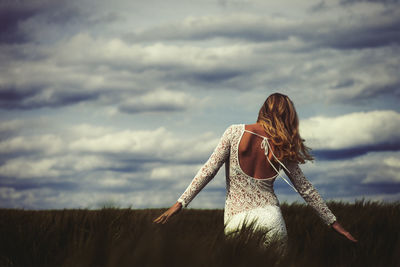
[257,93,314,164]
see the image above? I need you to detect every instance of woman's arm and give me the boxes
[331,221,358,242]
[283,160,336,225]
[153,125,232,224]
[177,125,232,207]
[153,201,182,224]
[283,160,357,242]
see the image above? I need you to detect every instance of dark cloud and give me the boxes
[306,183,400,199]
[339,0,400,6]
[361,183,400,194]
[308,1,328,12]
[119,103,186,114]
[85,11,121,26]
[44,90,101,108]
[310,0,400,12]
[338,183,399,198]
[308,1,400,49]
[92,183,148,193]
[314,142,400,160]
[0,179,79,191]
[357,82,400,100]
[122,19,291,44]
[0,7,31,43]
[0,0,120,44]
[316,20,400,50]
[0,86,101,109]
[0,86,38,105]
[0,0,78,44]
[124,24,289,43]
[274,180,400,203]
[124,9,400,50]
[332,79,356,89]
[328,80,400,104]
[188,69,245,83]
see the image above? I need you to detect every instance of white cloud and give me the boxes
[362,156,400,183]
[0,154,117,179]
[0,157,61,178]
[384,157,400,168]
[301,110,400,149]
[150,164,201,180]
[69,127,169,155]
[69,124,115,138]
[69,125,219,161]
[119,88,197,113]
[0,134,65,155]
[0,119,26,133]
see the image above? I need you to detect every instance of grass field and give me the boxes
[0,200,399,267]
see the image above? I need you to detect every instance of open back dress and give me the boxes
[177,124,336,245]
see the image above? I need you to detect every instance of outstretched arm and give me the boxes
[153,201,182,224]
[153,125,232,224]
[331,221,358,242]
[283,160,357,242]
[176,125,232,208]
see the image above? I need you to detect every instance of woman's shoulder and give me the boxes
[225,124,245,132]
[228,123,244,128]
[220,124,244,137]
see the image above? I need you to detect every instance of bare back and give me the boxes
[238,123,279,179]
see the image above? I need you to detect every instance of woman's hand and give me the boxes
[331,221,358,242]
[153,201,182,224]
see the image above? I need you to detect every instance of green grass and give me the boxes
[0,200,399,267]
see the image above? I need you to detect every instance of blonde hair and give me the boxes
[257,93,314,164]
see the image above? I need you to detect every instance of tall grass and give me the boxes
[0,200,399,267]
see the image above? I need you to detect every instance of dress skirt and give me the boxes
[224,205,288,249]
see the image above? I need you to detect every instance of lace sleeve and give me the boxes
[177,125,232,208]
[283,160,337,226]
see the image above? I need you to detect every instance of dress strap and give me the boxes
[244,128,298,193]
[263,139,298,193]
[244,129,267,139]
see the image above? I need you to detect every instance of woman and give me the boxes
[153,93,357,247]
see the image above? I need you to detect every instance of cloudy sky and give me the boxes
[1,0,399,209]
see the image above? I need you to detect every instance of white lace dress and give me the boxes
[177,124,336,246]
